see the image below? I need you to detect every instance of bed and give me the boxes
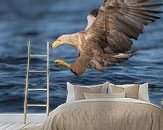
[42,82,163,130]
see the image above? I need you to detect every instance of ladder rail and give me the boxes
[24,41,31,124]
[46,42,50,116]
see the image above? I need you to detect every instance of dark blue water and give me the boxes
[0,0,163,113]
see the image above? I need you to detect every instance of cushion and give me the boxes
[111,84,139,99]
[66,82,109,103]
[138,83,149,102]
[84,93,126,99]
[109,83,149,102]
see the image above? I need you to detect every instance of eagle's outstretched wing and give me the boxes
[85,0,163,53]
[85,9,99,30]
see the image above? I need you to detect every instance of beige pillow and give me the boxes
[111,84,139,99]
[74,85,103,100]
[84,93,126,99]
[109,83,150,101]
[66,82,109,103]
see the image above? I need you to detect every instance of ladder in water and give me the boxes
[24,41,50,124]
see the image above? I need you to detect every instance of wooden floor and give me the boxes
[0,114,46,130]
[0,122,43,130]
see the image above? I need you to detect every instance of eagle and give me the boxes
[51,0,163,76]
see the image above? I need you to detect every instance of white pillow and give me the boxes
[138,83,149,102]
[109,82,149,102]
[66,82,109,103]
[108,82,114,94]
[66,82,75,103]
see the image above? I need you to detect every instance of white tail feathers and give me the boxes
[113,53,133,59]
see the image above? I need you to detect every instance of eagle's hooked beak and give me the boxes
[51,40,61,48]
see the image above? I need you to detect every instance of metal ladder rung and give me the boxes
[27,104,47,107]
[29,70,47,73]
[28,88,47,91]
[30,55,47,57]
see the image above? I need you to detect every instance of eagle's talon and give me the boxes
[54,59,70,68]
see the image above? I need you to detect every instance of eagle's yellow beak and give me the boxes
[51,40,61,48]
